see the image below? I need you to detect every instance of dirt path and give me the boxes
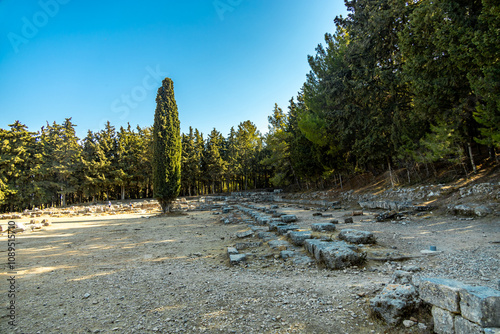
[1,201,499,333]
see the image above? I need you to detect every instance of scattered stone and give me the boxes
[281,215,298,223]
[268,221,288,232]
[257,231,277,242]
[320,242,366,270]
[403,319,415,327]
[276,225,300,236]
[344,217,354,224]
[227,247,239,256]
[235,242,263,250]
[338,229,376,244]
[390,271,413,285]
[287,231,312,246]
[474,205,493,217]
[402,265,422,272]
[312,212,322,217]
[311,223,336,232]
[370,284,420,325]
[83,293,91,299]
[268,239,291,250]
[229,254,247,265]
[375,210,399,222]
[236,230,253,239]
[352,210,363,216]
[280,250,296,260]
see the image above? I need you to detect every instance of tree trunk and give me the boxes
[121,186,125,200]
[468,142,477,174]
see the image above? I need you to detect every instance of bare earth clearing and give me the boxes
[1,194,499,334]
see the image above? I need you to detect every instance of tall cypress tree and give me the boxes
[153,78,181,213]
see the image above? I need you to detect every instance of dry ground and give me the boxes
[0,201,499,334]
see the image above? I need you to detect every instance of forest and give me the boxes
[0,0,498,212]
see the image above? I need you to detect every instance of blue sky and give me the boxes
[0,0,346,139]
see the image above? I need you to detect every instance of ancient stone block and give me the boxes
[370,284,420,325]
[281,214,298,223]
[229,253,247,265]
[459,285,500,327]
[287,231,312,246]
[432,306,455,334]
[454,315,484,334]
[276,225,299,236]
[311,222,336,232]
[319,241,366,270]
[338,229,376,244]
[236,230,253,238]
[419,278,466,313]
[268,239,291,250]
[227,247,238,256]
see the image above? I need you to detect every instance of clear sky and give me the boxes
[0,0,346,139]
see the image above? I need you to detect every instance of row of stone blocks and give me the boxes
[419,278,500,334]
[235,203,374,269]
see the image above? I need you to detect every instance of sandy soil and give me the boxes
[0,200,499,334]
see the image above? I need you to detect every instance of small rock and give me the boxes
[403,320,415,328]
[83,293,91,299]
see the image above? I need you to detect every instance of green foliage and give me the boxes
[153,78,182,212]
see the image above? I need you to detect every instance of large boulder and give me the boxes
[370,284,420,325]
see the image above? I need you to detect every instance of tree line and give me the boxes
[264,0,499,188]
[1,0,498,212]
[0,118,268,212]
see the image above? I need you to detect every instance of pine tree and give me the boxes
[153,78,181,212]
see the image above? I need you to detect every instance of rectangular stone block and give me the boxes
[227,247,238,256]
[229,253,247,265]
[459,285,500,327]
[419,278,467,313]
[454,315,484,334]
[432,306,455,334]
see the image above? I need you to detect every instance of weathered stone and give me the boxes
[319,241,366,269]
[268,239,291,250]
[452,204,475,216]
[276,224,299,236]
[227,247,238,255]
[281,214,298,223]
[375,210,399,222]
[236,230,254,239]
[311,222,336,232]
[402,320,415,328]
[419,278,467,313]
[304,239,329,261]
[432,306,455,334]
[459,285,500,327]
[344,217,354,224]
[268,221,288,232]
[390,270,413,285]
[287,231,312,246]
[402,265,422,272]
[257,231,277,242]
[229,253,247,265]
[235,242,263,250]
[338,229,376,244]
[370,284,420,325]
[454,316,484,334]
[280,250,296,259]
[475,205,493,217]
[484,328,500,334]
[359,200,412,211]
